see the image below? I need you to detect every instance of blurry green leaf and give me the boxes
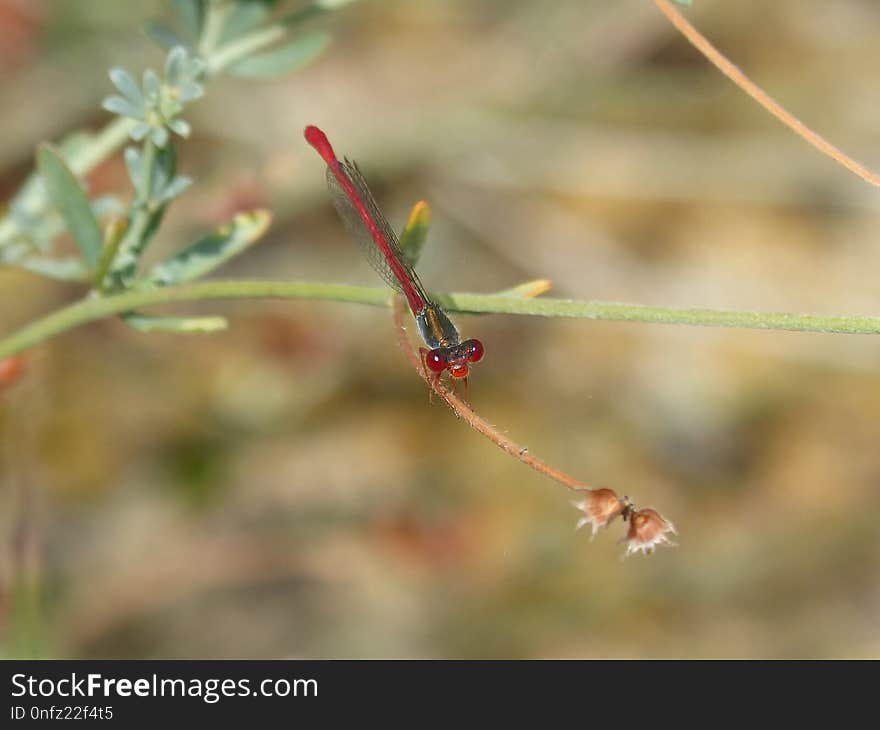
[36,144,102,270]
[227,32,330,77]
[168,118,192,139]
[147,146,191,205]
[92,195,125,218]
[109,68,143,106]
[315,0,361,9]
[143,69,162,99]
[0,240,32,265]
[131,122,152,142]
[399,200,431,267]
[151,126,170,148]
[109,146,176,287]
[124,147,143,189]
[171,0,206,40]
[165,45,187,85]
[165,45,205,88]
[178,80,204,103]
[672,0,692,6]
[144,20,188,50]
[102,95,144,120]
[123,313,228,334]
[220,0,279,43]
[13,256,90,282]
[156,175,192,204]
[149,144,179,202]
[7,202,64,254]
[147,210,272,285]
[280,0,360,26]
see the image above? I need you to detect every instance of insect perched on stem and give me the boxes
[304,125,484,386]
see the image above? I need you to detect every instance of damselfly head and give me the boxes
[426,339,484,379]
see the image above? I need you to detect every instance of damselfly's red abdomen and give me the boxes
[304,125,485,381]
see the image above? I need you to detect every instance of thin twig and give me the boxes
[654,0,880,187]
[391,296,587,492]
[391,298,678,552]
[3,280,880,360]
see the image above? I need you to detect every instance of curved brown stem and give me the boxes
[391,297,678,555]
[654,0,880,188]
[392,297,587,492]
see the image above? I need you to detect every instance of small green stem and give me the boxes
[206,24,285,74]
[107,142,158,286]
[445,293,880,333]
[199,0,234,56]
[206,0,331,75]
[1,280,880,360]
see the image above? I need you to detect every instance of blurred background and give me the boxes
[2,0,880,658]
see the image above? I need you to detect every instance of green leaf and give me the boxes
[672,0,692,6]
[227,32,330,77]
[36,144,103,270]
[109,145,176,288]
[147,209,272,285]
[171,0,206,40]
[279,0,361,28]
[144,20,188,51]
[123,313,228,334]
[12,256,90,282]
[220,0,278,43]
[165,46,187,85]
[109,67,143,105]
[314,0,361,10]
[399,200,431,267]
[102,95,144,119]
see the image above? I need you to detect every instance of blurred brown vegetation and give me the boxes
[1,0,880,658]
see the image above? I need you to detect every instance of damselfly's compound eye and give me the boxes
[463,339,484,363]
[425,349,447,373]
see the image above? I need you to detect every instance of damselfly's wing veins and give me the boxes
[324,160,424,304]
[306,125,428,316]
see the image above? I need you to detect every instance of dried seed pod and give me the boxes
[622,508,677,557]
[572,488,629,539]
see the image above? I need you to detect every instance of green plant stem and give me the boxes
[206,24,285,74]
[2,280,880,360]
[109,142,158,286]
[206,0,332,74]
[199,0,234,56]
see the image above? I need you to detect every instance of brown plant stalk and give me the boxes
[654,0,880,188]
[392,296,585,491]
[391,297,677,554]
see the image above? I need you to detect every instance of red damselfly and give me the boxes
[305,125,484,383]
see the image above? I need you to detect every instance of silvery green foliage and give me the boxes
[102,47,205,148]
[124,147,192,208]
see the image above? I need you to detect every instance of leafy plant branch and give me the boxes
[0,0,347,265]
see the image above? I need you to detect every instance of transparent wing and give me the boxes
[326,158,432,302]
